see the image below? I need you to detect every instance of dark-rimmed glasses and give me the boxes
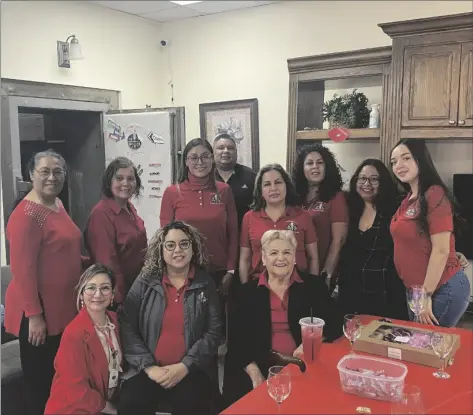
[187,154,212,165]
[356,176,380,186]
[164,240,191,251]
[83,285,113,296]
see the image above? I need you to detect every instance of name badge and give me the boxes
[109,368,119,388]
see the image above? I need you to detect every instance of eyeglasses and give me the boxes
[83,285,113,296]
[187,154,212,165]
[35,169,65,178]
[164,239,191,251]
[357,176,380,186]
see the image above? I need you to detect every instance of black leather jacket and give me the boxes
[119,266,222,380]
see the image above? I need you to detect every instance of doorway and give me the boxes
[18,107,102,214]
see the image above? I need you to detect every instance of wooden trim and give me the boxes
[296,128,380,141]
[380,64,396,165]
[286,75,298,172]
[379,12,473,38]
[297,65,386,82]
[400,128,473,139]
[288,47,392,74]
[1,78,120,109]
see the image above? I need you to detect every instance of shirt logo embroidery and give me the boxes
[198,292,207,304]
[210,193,223,204]
[242,184,248,189]
[405,206,417,217]
[309,201,326,212]
[287,221,298,232]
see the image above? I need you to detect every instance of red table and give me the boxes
[221,316,473,414]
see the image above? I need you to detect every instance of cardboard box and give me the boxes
[353,320,460,368]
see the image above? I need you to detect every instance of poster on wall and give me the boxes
[103,111,172,240]
[199,98,260,171]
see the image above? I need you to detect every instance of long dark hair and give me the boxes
[347,159,401,224]
[178,138,216,189]
[390,139,460,235]
[251,164,299,210]
[102,157,142,199]
[292,144,344,203]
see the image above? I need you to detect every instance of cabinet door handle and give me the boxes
[449,120,456,125]
[458,120,465,125]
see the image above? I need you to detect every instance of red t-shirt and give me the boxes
[154,267,195,366]
[302,191,348,270]
[390,185,460,288]
[258,270,302,355]
[84,197,147,303]
[5,199,83,336]
[240,207,317,279]
[160,178,238,272]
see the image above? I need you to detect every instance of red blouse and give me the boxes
[160,176,238,272]
[5,199,83,336]
[84,197,147,303]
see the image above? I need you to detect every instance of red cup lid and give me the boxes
[328,127,350,142]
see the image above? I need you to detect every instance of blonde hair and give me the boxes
[142,221,209,278]
[261,229,297,252]
[75,263,115,311]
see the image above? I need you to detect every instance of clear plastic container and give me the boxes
[337,354,408,402]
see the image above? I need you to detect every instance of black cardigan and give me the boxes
[228,272,342,376]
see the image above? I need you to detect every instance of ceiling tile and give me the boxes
[140,6,204,22]
[91,1,177,15]
[185,1,277,14]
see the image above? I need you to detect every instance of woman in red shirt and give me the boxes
[390,139,470,327]
[239,164,319,283]
[5,149,83,415]
[160,138,238,300]
[45,263,122,415]
[85,157,147,306]
[292,144,348,289]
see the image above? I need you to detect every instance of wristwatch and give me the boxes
[320,271,331,281]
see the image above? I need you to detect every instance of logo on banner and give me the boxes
[210,193,223,204]
[127,133,142,150]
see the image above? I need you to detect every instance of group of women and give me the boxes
[3,136,470,415]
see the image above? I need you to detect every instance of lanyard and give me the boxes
[97,325,119,369]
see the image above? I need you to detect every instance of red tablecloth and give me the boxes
[221,315,473,414]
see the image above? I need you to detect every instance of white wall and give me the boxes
[161,0,473,166]
[1,1,163,108]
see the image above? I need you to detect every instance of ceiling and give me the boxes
[90,1,280,23]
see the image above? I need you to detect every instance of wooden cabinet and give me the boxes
[380,12,473,140]
[401,43,461,128]
[459,42,473,127]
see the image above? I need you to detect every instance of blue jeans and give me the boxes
[407,270,471,327]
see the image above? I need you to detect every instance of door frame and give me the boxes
[1,79,120,263]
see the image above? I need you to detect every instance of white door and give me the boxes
[103,111,173,240]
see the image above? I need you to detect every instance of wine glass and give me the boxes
[407,285,426,323]
[431,332,454,379]
[267,366,291,413]
[391,384,425,414]
[343,314,362,353]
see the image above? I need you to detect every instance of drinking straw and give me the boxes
[310,307,314,361]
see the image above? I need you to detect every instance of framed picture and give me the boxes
[199,98,259,171]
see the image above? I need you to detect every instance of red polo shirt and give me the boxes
[160,177,238,272]
[258,270,303,355]
[240,206,317,279]
[390,185,460,288]
[84,197,147,303]
[154,267,196,366]
[302,191,348,270]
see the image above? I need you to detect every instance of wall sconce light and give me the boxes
[57,35,83,68]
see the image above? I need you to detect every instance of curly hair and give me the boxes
[142,221,209,279]
[292,144,344,203]
[251,164,299,210]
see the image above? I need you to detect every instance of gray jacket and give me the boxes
[119,266,222,380]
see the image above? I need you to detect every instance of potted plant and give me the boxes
[322,89,370,129]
